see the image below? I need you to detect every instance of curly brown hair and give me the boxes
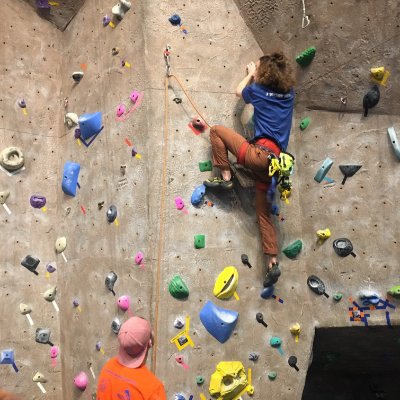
[255,52,295,93]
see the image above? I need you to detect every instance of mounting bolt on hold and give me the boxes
[256,312,268,328]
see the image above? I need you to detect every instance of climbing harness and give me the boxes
[301,0,310,28]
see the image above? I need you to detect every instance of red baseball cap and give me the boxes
[117,317,152,368]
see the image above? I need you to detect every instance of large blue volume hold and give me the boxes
[62,161,81,197]
[199,300,238,343]
[78,112,103,140]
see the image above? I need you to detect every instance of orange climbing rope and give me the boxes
[152,52,212,371]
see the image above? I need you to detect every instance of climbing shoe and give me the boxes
[203,177,233,190]
[263,263,281,288]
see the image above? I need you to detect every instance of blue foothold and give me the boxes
[191,184,206,206]
[260,285,275,299]
[169,14,181,26]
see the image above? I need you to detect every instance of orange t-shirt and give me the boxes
[96,357,167,400]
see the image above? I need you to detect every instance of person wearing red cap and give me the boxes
[97,316,166,400]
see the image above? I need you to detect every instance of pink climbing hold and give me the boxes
[135,251,144,265]
[74,371,88,391]
[50,346,59,358]
[116,104,126,117]
[130,91,140,103]
[175,196,185,210]
[117,295,130,311]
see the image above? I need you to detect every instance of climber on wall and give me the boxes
[96,316,166,400]
[204,52,295,286]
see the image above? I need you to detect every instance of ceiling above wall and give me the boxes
[23,0,85,30]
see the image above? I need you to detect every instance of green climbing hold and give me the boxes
[283,240,303,259]
[268,371,277,380]
[168,275,189,299]
[296,47,316,67]
[333,293,343,302]
[194,234,205,249]
[387,285,400,298]
[300,117,310,131]
[196,375,205,385]
[199,160,213,172]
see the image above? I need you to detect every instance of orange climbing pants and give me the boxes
[209,125,280,256]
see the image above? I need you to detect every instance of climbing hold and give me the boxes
[256,313,268,328]
[175,196,185,210]
[55,237,67,253]
[135,251,144,265]
[333,293,343,301]
[168,276,189,299]
[20,303,32,315]
[290,323,301,342]
[241,254,252,268]
[339,165,361,185]
[65,113,79,128]
[333,238,356,257]
[74,371,88,391]
[78,112,103,140]
[189,117,207,135]
[387,127,400,160]
[370,67,385,81]
[173,97,182,104]
[33,372,47,383]
[43,286,57,302]
[191,184,206,206]
[0,349,18,372]
[46,262,56,273]
[0,147,24,172]
[130,91,140,103]
[50,346,58,359]
[283,240,303,259]
[174,317,185,329]
[196,376,205,385]
[74,129,81,139]
[116,104,126,117]
[249,352,259,361]
[260,285,275,299]
[73,299,80,307]
[169,14,181,26]
[30,195,46,209]
[0,190,10,205]
[21,255,40,275]
[35,328,53,345]
[194,234,205,249]
[103,15,111,26]
[268,371,277,380]
[199,301,238,343]
[106,205,118,223]
[117,295,130,311]
[270,336,282,348]
[299,117,310,130]
[105,271,118,296]
[363,85,380,117]
[111,317,121,334]
[213,266,238,299]
[288,356,299,371]
[112,0,131,21]
[295,46,316,66]
[199,160,213,172]
[209,362,249,399]
[316,228,331,240]
[62,161,80,197]
[359,290,380,306]
[307,275,329,298]
[18,99,26,108]
[387,285,400,298]
[72,71,84,83]
[111,47,119,55]
[314,157,333,183]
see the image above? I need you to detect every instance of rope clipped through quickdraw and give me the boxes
[268,152,295,204]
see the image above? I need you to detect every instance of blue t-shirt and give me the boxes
[242,83,295,151]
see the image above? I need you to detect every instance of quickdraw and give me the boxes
[267,152,295,204]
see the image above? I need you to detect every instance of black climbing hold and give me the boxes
[173,97,182,104]
[111,317,121,334]
[21,255,40,275]
[106,205,117,223]
[339,165,361,185]
[333,238,356,257]
[256,312,268,327]
[169,14,181,26]
[72,71,84,83]
[363,85,380,117]
[105,271,118,296]
[241,254,252,269]
[288,356,299,371]
[307,275,329,298]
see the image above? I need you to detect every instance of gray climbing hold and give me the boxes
[0,147,24,171]
[388,127,400,160]
[314,158,333,183]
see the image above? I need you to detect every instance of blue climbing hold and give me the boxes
[0,349,18,372]
[78,112,103,140]
[169,14,181,26]
[62,161,81,197]
[199,300,238,343]
[260,285,275,299]
[191,184,206,206]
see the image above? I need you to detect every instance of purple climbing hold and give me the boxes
[132,148,137,157]
[103,15,111,26]
[18,99,26,108]
[46,262,56,273]
[74,129,81,139]
[36,0,50,9]
[30,195,46,209]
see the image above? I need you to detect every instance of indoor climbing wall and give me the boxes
[1,0,400,399]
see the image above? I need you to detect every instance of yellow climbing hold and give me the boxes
[316,228,331,240]
[290,322,301,343]
[370,67,390,86]
[213,266,239,300]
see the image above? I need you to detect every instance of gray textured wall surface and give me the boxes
[1,0,400,399]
